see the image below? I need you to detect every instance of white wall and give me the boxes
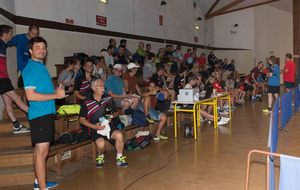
[254,5,293,72]
[212,5,292,76]
[213,8,254,49]
[214,50,255,73]
[0,0,15,14]
[15,25,196,77]
[205,19,214,47]
[13,0,206,44]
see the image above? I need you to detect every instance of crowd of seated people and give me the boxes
[55,38,282,168]
[58,39,258,131]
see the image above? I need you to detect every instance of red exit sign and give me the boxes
[96,15,107,26]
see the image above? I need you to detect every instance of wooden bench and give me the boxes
[50,113,166,178]
[48,140,93,178]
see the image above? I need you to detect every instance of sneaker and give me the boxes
[157,134,168,140]
[153,135,160,141]
[146,116,155,124]
[251,97,256,102]
[219,110,229,115]
[220,117,231,123]
[217,119,228,126]
[33,181,59,190]
[262,108,272,113]
[116,156,128,167]
[96,155,105,168]
[235,103,242,107]
[256,96,262,102]
[13,125,30,134]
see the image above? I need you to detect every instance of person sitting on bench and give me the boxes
[79,78,128,168]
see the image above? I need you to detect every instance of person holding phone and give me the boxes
[23,36,66,190]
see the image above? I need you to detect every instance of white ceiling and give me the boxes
[194,0,292,17]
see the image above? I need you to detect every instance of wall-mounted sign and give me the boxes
[96,15,107,26]
[65,18,74,25]
[159,15,163,26]
[194,36,198,43]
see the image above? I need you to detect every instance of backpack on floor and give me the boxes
[125,135,151,151]
[184,124,194,138]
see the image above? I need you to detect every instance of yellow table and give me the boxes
[173,93,232,139]
[173,98,216,140]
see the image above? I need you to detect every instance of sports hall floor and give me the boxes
[4,97,300,190]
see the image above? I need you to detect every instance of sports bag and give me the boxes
[57,104,81,115]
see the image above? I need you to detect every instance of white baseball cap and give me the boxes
[113,64,122,70]
[127,62,140,70]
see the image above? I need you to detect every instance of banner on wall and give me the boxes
[96,15,107,26]
[159,15,163,26]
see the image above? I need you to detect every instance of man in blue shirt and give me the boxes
[263,56,280,113]
[7,25,39,87]
[105,64,139,113]
[23,36,65,190]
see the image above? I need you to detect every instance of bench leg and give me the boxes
[56,154,63,179]
[92,143,97,162]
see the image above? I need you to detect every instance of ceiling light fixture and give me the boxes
[100,0,107,4]
[195,26,200,30]
[160,0,167,6]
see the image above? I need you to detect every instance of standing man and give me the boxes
[0,25,30,134]
[249,61,264,101]
[263,56,280,113]
[283,53,296,92]
[23,36,66,190]
[7,25,39,87]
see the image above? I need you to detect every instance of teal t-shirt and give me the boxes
[105,75,124,95]
[23,59,56,120]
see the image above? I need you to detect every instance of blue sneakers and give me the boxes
[33,181,59,190]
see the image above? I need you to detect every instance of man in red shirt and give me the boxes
[196,53,206,67]
[283,53,296,92]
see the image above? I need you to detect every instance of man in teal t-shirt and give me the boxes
[22,36,65,190]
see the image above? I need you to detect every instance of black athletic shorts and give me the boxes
[267,85,280,94]
[82,124,119,143]
[29,114,55,144]
[0,78,14,94]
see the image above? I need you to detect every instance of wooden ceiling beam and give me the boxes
[212,0,280,17]
[206,0,246,19]
[205,0,222,19]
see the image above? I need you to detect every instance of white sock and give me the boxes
[35,179,38,184]
[117,153,122,158]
